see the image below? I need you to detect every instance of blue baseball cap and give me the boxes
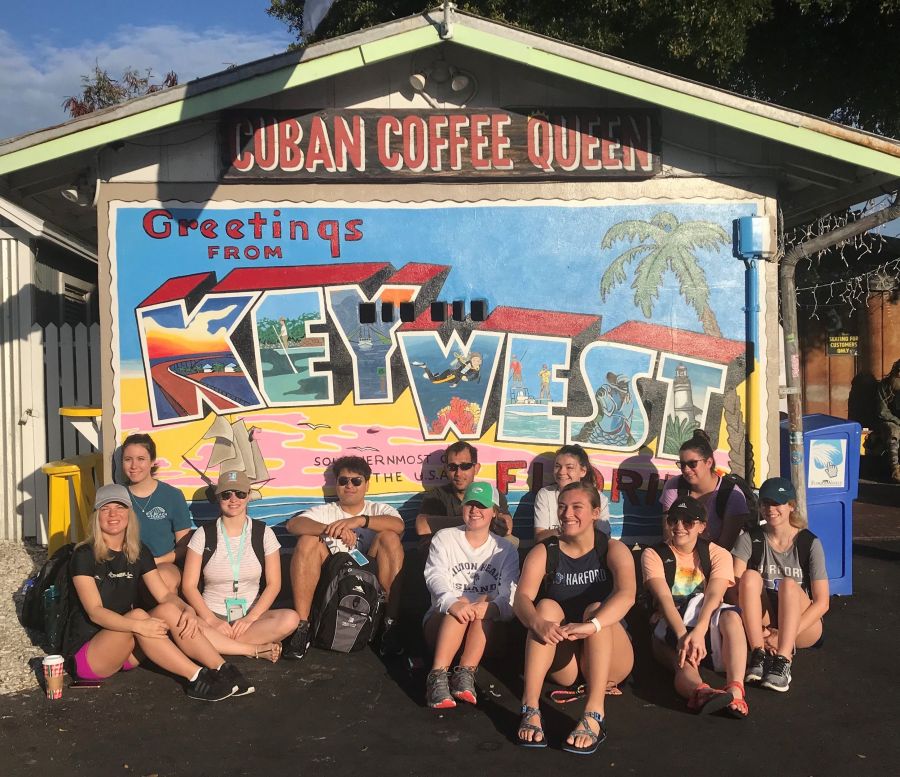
[759,477,796,505]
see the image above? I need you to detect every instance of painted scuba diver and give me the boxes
[412,351,483,388]
[577,372,636,447]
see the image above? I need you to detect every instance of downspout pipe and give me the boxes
[780,198,900,520]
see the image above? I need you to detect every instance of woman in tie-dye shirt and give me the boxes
[641,495,749,718]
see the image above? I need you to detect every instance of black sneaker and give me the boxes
[761,654,792,692]
[218,662,255,696]
[745,647,768,683]
[185,667,235,702]
[284,620,311,661]
[379,617,404,656]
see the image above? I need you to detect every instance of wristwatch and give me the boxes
[362,515,370,528]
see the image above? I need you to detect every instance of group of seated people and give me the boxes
[62,431,829,753]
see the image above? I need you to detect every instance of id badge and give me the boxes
[348,548,369,566]
[225,597,247,623]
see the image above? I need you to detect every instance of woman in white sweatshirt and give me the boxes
[423,481,520,710]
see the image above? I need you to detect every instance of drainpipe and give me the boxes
[780,197,900,519]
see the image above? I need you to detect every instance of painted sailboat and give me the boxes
[194,416,271,499]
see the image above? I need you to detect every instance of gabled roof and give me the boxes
[0,8,898,216]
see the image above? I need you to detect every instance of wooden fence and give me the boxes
[19,323,101,543]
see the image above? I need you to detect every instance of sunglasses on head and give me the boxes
[665,515,704,527]
[446,462,475,472]
[677,459,705,470]
[219,490,247,500]
[337,476,365,487]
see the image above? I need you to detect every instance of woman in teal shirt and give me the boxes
[122,433,193,593]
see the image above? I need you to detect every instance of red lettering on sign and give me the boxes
[470,114,491,170]
[305,116,335,172]
[446,114,469,170]
[231,119,255,172]
[491,114,513,170]
[143,209,172,239]
[403,115,428,172]
[527,116,552,172]
[278,118,304,172]
[254,118,279,171]
[333,115,364,172]
[377,116,402,171]
[427,115,450,172]
[497,460,527,495]
[554,116,580,172]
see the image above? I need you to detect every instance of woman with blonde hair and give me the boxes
[732,477,829,693]
[63,484,249,700]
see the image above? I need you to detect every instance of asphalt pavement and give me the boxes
[1,483,897,777]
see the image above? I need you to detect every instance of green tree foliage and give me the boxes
[63,65,178,118]
[267,1,900,137]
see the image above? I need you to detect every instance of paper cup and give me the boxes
[42,655,65,700]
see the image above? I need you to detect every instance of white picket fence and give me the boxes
[17,323,101,543]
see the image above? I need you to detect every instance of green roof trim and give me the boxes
[1,15,899,179]
[451,25,900,179]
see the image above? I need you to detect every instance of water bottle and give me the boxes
[43,585,60,647]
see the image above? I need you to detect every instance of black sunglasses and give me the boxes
[219,490,248,500]
[446,462,475,472]
[677,459,704,470]
[665,516,704,527]
[337,476,365,487]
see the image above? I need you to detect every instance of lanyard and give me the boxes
[220,518,248,594]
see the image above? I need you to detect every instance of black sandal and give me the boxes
[517,704,547,748]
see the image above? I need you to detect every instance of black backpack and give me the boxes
[19,543,76,652]
[747,527,816,591]
[638,538,712,611]
[197,520,268,592]
[311,551,385,653]
[677,473,759,530]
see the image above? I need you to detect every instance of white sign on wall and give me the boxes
[808,438,847,489]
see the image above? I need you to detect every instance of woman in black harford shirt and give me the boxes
[64,484,247,701]
[514,482,636,755]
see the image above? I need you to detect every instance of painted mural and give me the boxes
[110,199,760,541]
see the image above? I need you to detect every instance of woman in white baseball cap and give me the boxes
[181,470,299,676]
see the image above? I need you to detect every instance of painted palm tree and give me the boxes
[599,212,729,337]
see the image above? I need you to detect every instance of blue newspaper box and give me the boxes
[779,414,860,596]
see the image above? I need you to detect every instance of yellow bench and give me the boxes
[42,453,102,556]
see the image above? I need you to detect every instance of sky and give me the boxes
[0,0,294,140]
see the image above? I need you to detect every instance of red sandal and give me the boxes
[724,681,749,719]
[687,683,734,715]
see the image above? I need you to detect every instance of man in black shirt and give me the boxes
[415,441,514,545]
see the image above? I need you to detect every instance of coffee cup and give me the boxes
[42,655,65,700]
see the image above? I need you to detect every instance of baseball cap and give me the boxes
[462,481,498,509]
[667,494,707,523]
[215,470,252,495]
[758,477,796,505]
[94,484,132,511]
